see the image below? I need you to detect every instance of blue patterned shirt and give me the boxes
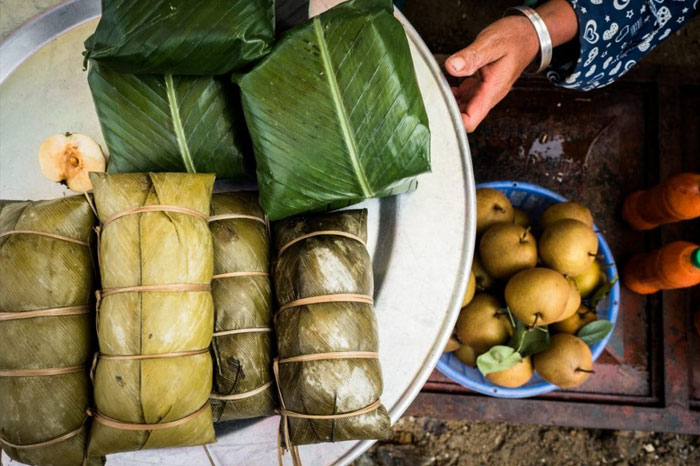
[546,0,698,90]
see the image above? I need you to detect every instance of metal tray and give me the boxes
[0,1,476,464]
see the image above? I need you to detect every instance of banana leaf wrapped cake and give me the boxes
[87,172,216,456]
[237,0,431,220]
[85,0,275,75]
[209,193,277,421]
[272,209,390,454]
[0,196,98,466]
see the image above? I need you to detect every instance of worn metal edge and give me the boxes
[0,0,99,83]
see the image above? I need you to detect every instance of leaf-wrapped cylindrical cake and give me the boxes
[272,209,390,452]
[87,172,216,456]
[209,193,277,421]
[0,197,98,466]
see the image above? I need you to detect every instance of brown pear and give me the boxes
[479,223,537,279]
[551,304,597,334]
[556,278,582,323]
[461,271,476,308]
[574,261,605,297]
[454,344,477,367]
[513,208,531,227]
[486,356,533,388]
[455,294,512,355]
[540,202,594,229]
[540,219,599,276]
[444,335,461,353]
[472,254,496,292]
[476,188,514,234]
[533,333,593,388]
[504,268,570,326]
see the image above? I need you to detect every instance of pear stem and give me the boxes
[526,313,541,332]
[494,205,506,214]
[519,226,532,244]
[576,368,595,374]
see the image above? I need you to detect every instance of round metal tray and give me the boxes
[0,1,476,464]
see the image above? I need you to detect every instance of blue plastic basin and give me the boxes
[437,181,620,398]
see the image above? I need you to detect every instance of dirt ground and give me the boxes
[358,1,699,465]
[356,417,700,466]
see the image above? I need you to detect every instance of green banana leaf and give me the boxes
[209,193,277,421]
[87,173,216,457]
[0,197,101,466]
[87,62,253,180]
[272,210,390,446]
[84,0,275,75]
[237,0,431,220]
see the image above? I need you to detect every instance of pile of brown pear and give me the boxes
[445,188,606,389]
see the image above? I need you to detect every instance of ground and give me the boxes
[359,1,699,465]
[358,417,700,465]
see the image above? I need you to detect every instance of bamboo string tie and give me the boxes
[0,364,86,377]
[273,352,381,466]
[210,381,274,401]
[87,402,209,431]
[213,327,271,337]
[0,417,88,449]
[0,305,89,322]
[212,271,269,280]
[100,205,208,230]
[208,213,266,224]
[99,283,211,300]
[0,230,88,246]
[90,348,208,382]
[277,230,366,256]
[277,294,373,314]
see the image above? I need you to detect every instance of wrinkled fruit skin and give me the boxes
[504,268,570,326]
[476,188,514,235]
[540,202,594,230]
[479,223,537,279]
[486,356,533,388]
[533,333,593,388]
[539,219,598,277]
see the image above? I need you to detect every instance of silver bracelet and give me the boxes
[504,6,553,74]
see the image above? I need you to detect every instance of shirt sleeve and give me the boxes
[546,0,697,91]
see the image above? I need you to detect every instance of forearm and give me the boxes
[536,0,578,48]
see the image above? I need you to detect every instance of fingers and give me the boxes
[461,79,508,133]
[445,35,503,77]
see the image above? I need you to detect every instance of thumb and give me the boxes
[445,38,501,77]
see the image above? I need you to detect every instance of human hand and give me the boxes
[446,16,539,133]
[446,0,578,133]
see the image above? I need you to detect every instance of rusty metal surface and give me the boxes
[413,73,700,434]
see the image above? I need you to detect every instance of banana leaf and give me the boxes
[84,0,275,75]
[87,173,216,457]
[237,0,431,220]
[0,197,101,466]
[88,62,253,180]
[272,209,390,446]
[209,193,277,421]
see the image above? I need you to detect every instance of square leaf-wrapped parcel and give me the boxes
[85,0,275,75]
[237,0,431,220]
